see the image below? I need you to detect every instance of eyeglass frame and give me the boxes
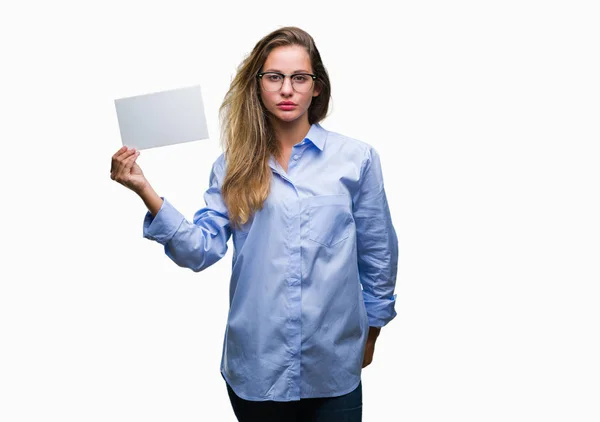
[256,72,318,92]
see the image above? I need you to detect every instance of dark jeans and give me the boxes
[226,381,362,422]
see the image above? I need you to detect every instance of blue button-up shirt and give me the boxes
[143,123,398,402]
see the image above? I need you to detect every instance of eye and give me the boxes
[292,74,310,83]
[266,73,283,81]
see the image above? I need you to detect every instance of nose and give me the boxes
[280,76,294,96]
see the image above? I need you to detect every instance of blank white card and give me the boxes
[114,84,209,150]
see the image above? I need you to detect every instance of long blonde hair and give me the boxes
[219,26,331,229]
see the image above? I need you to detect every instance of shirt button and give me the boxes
[293,155,299,160]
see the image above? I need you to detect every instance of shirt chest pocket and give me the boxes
[308,194,353,247]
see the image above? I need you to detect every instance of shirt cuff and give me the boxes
[362,290,398,327]
[142,197,185,245]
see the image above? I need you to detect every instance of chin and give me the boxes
[279,115,300,122]
[273,110,303,122]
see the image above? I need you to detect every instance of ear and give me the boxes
[312,81,322,98]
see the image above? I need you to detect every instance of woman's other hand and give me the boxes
[362,326,381,368]
[110,146,149,194]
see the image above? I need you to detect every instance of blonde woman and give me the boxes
[110,26,398,422]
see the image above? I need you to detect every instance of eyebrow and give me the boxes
[262,69,312,74]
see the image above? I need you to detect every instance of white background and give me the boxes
[1,0,599,421]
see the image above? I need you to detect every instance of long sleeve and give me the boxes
[352,146,398,327]
[142,154,231,272]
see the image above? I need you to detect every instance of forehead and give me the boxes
[263,45,312,71]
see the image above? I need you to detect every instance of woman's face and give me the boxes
[259,45,321,125]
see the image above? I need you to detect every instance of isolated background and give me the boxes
[2,0,598,421]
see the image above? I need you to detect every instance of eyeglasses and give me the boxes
[257,72,317,93]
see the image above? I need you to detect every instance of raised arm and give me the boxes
[142,154,232,272]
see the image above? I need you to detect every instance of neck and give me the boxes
[270,117,312,151]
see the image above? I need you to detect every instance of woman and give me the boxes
[110,26,398,422]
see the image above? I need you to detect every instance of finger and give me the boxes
[116,147,137,161]
[111,147,131,168]
[125,150,140,166]
[117,151,140,180]
[112,146,127,159]
[111,147,127,173]
[112,148,137,173]
[112,147,130,171]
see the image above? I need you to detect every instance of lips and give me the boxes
[277,101,297,111]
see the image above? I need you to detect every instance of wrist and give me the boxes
[368,326,381,341]
[137,184,163,217]
[137,183,155,198]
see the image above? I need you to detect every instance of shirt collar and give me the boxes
[268,123,328,174]
[304,123,327,151]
